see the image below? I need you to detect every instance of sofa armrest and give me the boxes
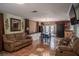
[3,36,7,41]
[4,40,15,52]
[26,35,32,39]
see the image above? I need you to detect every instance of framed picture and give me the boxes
[10,18,21,31]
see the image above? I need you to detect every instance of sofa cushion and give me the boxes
[15,33,22,40]
[3,34,17,42]
[15,33,26,40]
[26,35,32,39]
[14,41,23,47]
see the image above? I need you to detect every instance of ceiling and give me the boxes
[0,3,72,21]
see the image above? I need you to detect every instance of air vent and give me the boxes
[32,10,38,13]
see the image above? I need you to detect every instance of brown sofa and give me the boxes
[55,36,79,56]
[3,33,32,52]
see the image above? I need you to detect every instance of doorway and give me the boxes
[56,23,65,37]
[41,24,56,49]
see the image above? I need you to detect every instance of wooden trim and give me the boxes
[25,19,29,34]
[36,22,39,32]
[0,13,4,51]
[0,13,4,34]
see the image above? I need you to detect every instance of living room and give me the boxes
[0,3,79,56]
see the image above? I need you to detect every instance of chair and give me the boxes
[55,30,79,56]
[55,36,79,56]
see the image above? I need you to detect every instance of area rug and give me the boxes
[36,48,44,52]
[29,47,50,56]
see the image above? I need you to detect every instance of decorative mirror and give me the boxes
[10,18,21,31]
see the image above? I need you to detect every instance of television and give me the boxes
[69,4,77,25]
[70,17,77,25]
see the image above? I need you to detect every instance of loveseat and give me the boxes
[55,32,79,56]
[3,33,32,52]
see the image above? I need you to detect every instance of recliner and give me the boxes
[55,36,79,56]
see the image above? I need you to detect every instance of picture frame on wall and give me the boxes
[10,18,21,31]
